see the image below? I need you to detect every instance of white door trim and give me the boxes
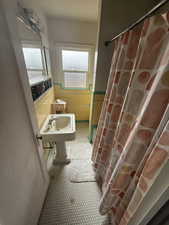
[2,1,49,184]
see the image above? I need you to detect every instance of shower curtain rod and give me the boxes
[105,0,169,46]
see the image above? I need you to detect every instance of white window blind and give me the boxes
[64,72,87,88]
[61,50,89,88]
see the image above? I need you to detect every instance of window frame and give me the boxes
[56,43,94,90]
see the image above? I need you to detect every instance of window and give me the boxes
[23,48,43,70]
[22,47,46,85]
[61,50,89,88]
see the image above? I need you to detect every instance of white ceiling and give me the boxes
[23,0,99,22]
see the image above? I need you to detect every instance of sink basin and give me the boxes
[40,114,76,142]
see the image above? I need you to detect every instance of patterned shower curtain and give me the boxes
[92,12,169,225]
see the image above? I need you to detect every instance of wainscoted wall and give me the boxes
[34,87,55,128]
[89,92,105,143]
[54,84,91,121]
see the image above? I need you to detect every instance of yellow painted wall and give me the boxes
[89,93,105,143]
[54,85,91,121]
[91,93,104,125]
[34,87,55,128]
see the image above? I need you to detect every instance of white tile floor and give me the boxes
[38,123,110,225]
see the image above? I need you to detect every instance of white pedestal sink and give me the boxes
[40,114,76,164]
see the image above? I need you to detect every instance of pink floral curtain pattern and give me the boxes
[92,12,169,225]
